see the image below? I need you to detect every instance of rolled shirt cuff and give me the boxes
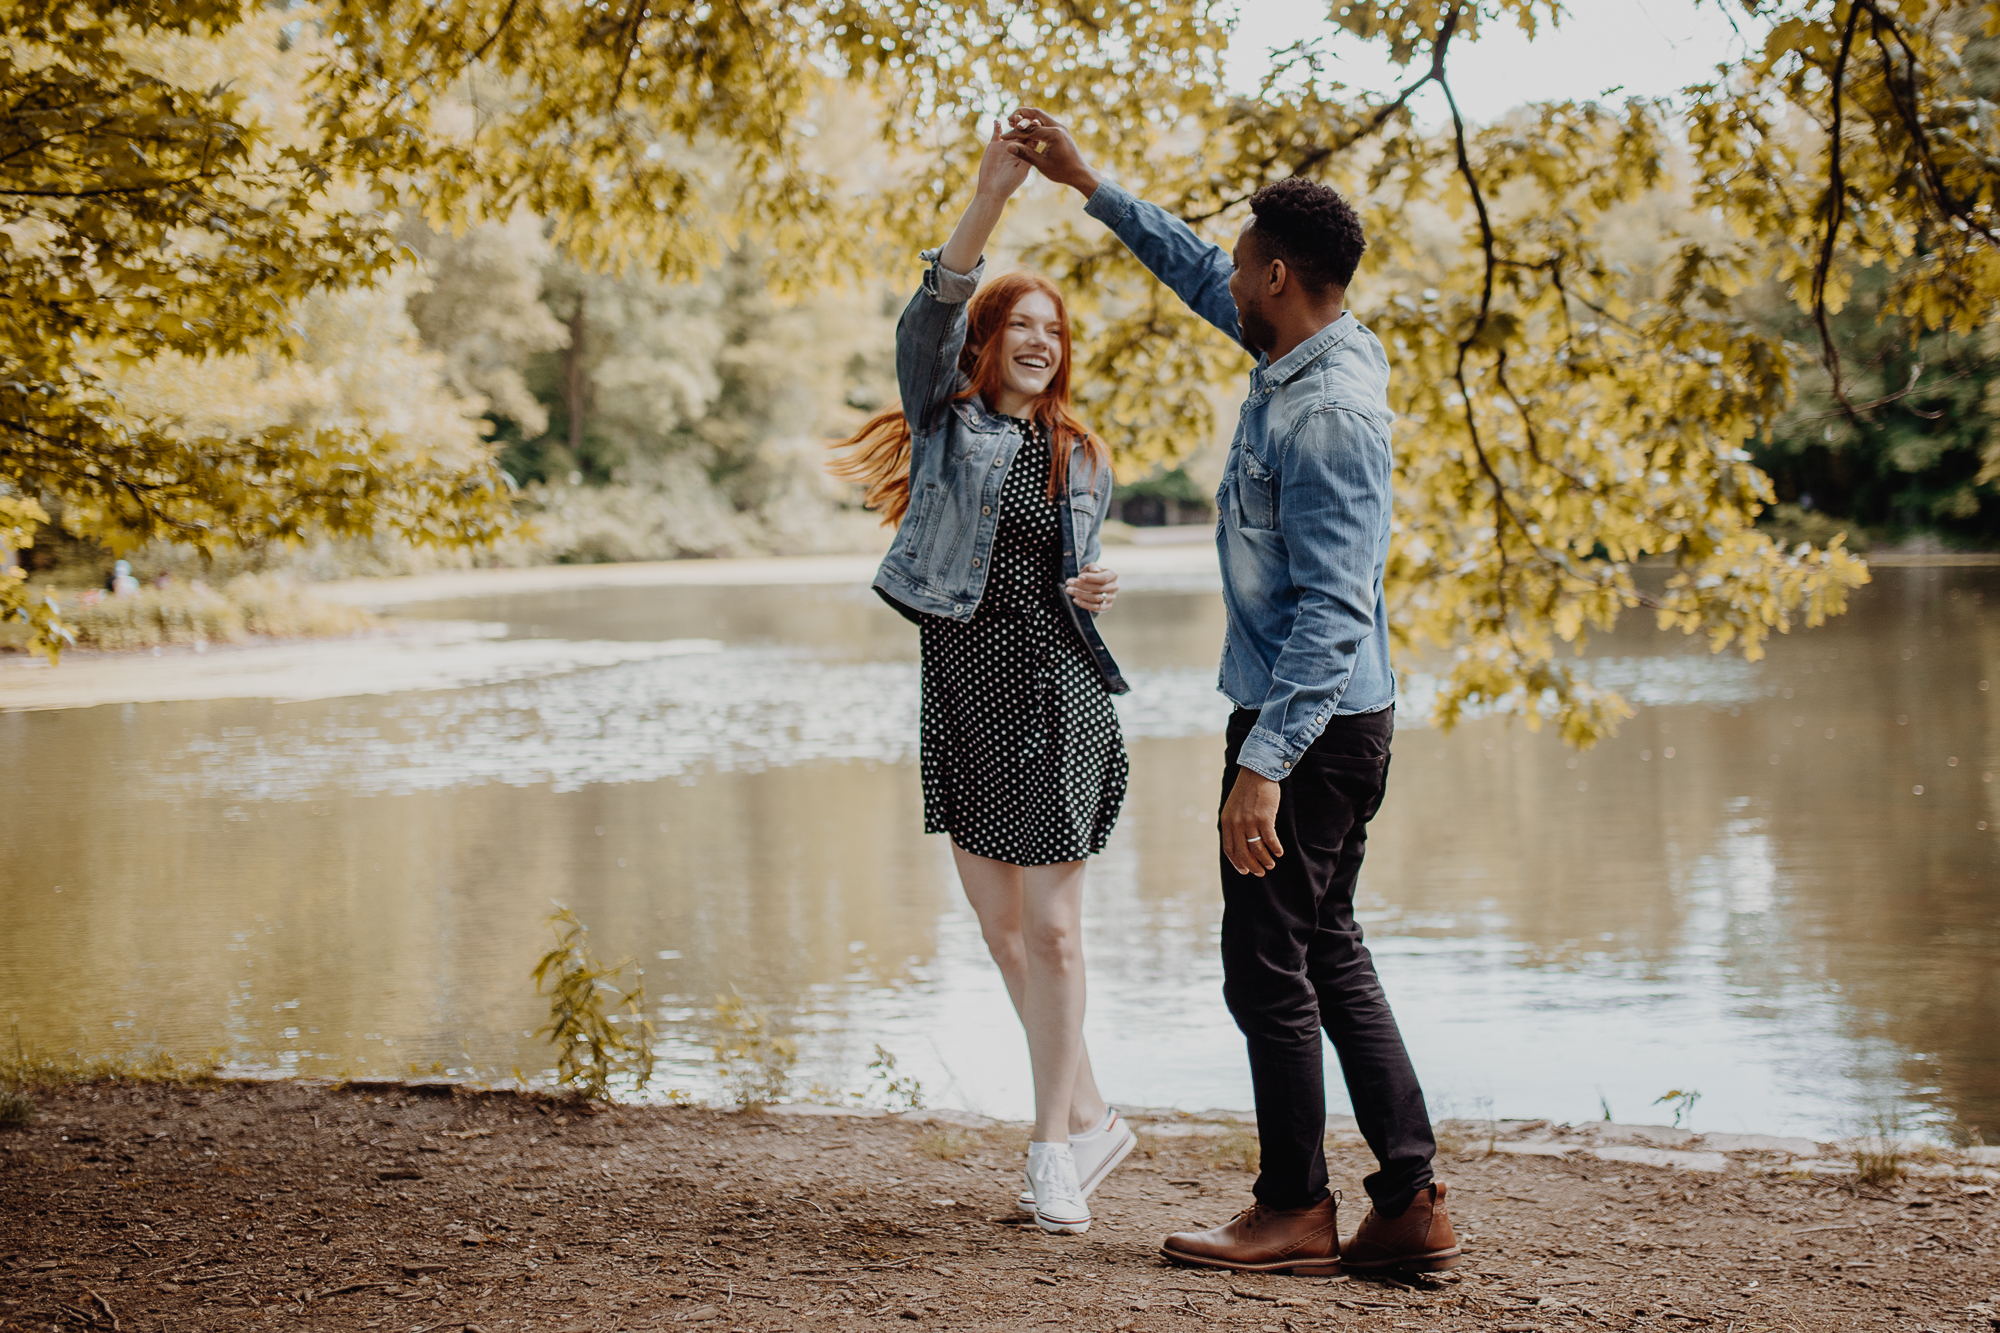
[1082,178,1136,228]
[918,247,984,304]
[1233,729,1295,783]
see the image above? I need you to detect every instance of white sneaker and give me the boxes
[1017,1109,1134,1216]
[1025,1141,1092,1235]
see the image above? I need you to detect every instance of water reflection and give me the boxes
[0,568,1993,1140]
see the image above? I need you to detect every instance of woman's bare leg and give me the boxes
[952,843,1108,1137]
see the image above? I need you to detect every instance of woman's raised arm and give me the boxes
[937,119,1034,276]
[894,120,1035,430]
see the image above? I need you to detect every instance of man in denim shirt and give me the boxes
[1009,111,1459,1276]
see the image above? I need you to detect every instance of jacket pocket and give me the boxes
[905,481,942,568]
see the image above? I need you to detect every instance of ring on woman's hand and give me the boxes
[1246,835,1262,843]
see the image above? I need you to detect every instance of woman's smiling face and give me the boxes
[996,290,1064,403]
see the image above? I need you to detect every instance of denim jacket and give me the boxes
[870,249,1129,695]
[1083,180,1396,780]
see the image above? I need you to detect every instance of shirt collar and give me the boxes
[1255,311,1356,387]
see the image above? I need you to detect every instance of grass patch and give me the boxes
[1210,1127,1260,1172]
[1854,1137,1906,1186]
[1852,1108,1912,1187]
[0,1089,33,1128]
[0,1047,216,1090]
[914,1126,983,1161]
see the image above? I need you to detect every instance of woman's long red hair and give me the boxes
[828,271,1107,527]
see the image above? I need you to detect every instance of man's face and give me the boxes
[1230,223,1279,355]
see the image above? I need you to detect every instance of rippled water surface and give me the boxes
[3,567,1995,1140]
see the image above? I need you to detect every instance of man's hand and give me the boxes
[1003,108,1102,198]
[1064,562,1118,613]
[1220,768,1284,877]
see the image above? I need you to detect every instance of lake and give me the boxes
[2,560,1994,1142]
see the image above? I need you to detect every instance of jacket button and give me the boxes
[1283,760,1293,768]
[972,557,982,566]
[992,457,1003,466]
[981,505,991,515]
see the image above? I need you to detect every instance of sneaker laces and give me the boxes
[1027,1143,1081,1195]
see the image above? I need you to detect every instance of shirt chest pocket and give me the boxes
[1232,444,1278,531]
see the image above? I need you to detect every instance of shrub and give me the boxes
[10,574,374,652]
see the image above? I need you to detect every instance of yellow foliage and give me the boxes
[15,0,1993,739]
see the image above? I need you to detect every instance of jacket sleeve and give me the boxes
[1231,409,1393,782]
[1077,453,1112,576]
[1083,179,1244,348]
[895,248,984,434]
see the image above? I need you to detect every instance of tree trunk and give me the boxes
[563,295,589,458]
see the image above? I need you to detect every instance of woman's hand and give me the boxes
[974,118,1034,201]
[940,120,1033,275]
[1065,562,1119,613]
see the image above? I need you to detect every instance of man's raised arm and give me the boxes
[1006,110,1244,348]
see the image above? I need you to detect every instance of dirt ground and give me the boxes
[3,1081,1995,1333]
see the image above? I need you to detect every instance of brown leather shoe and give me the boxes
[1339,1181,1462,1272]
[1159,1195,1341,1275]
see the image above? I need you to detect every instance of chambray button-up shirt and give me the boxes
[1083,179,1397,781]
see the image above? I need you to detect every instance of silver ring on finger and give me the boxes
[1246,836,1262,843]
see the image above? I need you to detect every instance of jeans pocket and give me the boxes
[1289,753,1389,852]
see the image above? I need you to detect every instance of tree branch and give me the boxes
[1809,1,1864,418]
[1180,21,1457,225]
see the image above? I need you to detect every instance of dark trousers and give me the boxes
[1220,707,1436,1217]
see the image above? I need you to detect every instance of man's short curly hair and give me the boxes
[1246,177,1366,292]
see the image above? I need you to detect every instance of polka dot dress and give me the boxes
[919,416,1128,866]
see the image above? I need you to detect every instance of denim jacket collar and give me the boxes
[1253,311,1357,396]
[950,394,1011,434]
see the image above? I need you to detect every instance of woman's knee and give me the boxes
[981,928,1028,973]
[1023,916,1081,967]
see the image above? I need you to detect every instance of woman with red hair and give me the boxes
[829,121,1135,1235]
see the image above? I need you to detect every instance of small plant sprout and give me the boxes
[1598,1088,1615,1122]
[711,990,796,1110]
[1655,1089,1701,1129]
[868,1044,924,1112]
[530,905,655,1103]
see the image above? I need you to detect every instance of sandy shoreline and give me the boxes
[2,1079,1994,1333]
